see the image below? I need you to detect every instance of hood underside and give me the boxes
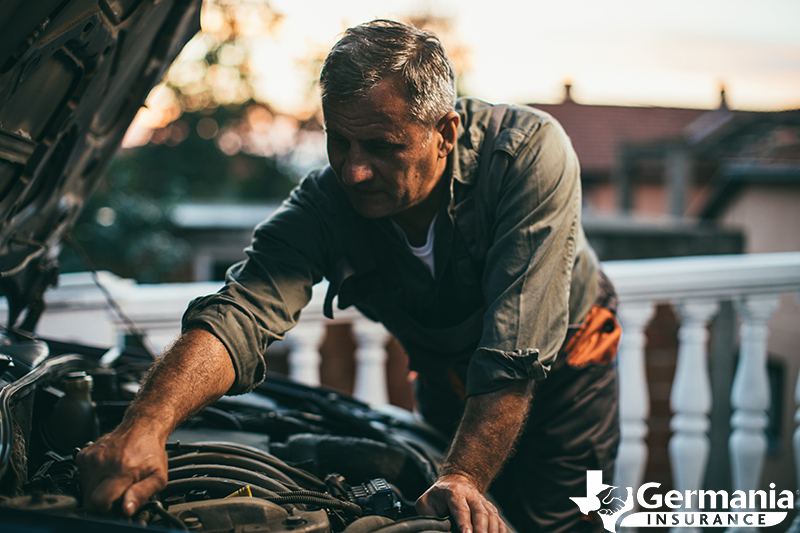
[0,0,202,331]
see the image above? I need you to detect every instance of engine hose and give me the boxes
[162,477,279,500]
[187,406,243,431]
[383,434,438,487]
[341,515,395,533]
[201,441,321,484]
[168,464,291,493]
[166,442,326,489]
[265,495,362,516]
[372,518,451,532]
[281,490,340,499]
[168,452,300,489]
[136,501,187,531]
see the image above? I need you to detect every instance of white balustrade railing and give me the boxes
[730,295,781,530]
[604,252,800,533]
[2,252,800,531]
[615,301,656,497]
[794,364,800,533]
[670,299,717,529]
[351,319,391,405]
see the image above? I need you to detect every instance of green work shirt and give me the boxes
[182,98,600,397]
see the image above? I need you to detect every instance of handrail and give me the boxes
[604,252,800,302]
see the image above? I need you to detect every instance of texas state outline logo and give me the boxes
[571,470,793,532]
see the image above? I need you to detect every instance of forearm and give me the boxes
[121,327,236,440]
[441,379,534,492]
[77,327,236,515]
[416,380,533,532]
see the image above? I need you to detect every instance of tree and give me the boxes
[61,1,307,282]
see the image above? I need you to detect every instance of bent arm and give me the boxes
[466,111,586,397]
[416,105,586,533]
[416,380,533,533]
[77,172,340,515]
[442,379,533,491]
[77,328,235,516]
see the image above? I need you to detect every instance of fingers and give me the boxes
[123,475,167,516]
[83,473,133,515]
[76,429,167,516]
[77,444,127,515]
[468,497,489,533]
[483,500,506,533]
[452,494,475,533]
[461,492,504,533]
[415,475,507,533]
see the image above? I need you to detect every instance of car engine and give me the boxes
[0,340,453,532]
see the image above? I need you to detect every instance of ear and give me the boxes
[435,111,460,158]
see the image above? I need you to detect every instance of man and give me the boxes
[78,20,619,533]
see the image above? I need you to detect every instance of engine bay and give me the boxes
[0,340,453,532]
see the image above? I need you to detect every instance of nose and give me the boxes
[341,148,373,186]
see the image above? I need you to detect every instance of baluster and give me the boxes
[287,322,325,386]
[788,292,800,533]
[670,299,718,533]
[727,294,780,533]
[614,301,656,492]
[352,319,390,405]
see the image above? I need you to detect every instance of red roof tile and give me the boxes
[528,100,708,174]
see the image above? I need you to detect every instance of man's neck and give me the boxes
[391,176,447,247]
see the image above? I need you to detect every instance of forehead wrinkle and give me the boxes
[327,75,417,118]
[323,104,410,144]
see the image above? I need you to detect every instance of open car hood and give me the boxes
[0,0,202,332]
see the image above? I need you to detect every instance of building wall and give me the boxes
[719,185,800,254]
[583,182,617,214]
[584,181,718,219]
[718,184,800,498]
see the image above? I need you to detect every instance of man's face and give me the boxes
[323,76,447,219]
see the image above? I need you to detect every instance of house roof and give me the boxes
[701,160,800,219]
[686,107,800,151]
[684,107,800,219]
[527,86,710,174]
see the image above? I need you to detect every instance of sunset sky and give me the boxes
[127,0,800,149]
[256,0,800,114]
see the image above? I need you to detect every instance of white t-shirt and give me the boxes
[396,213,437,278]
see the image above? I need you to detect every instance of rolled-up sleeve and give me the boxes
[182,173,335,395]
[466,116,582,397]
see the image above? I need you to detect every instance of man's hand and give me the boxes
[416,473,506,533]
[416,380,534,533]
[77,423,168,516]
[76,328,235,516]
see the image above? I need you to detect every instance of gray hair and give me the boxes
[320,19,457,125]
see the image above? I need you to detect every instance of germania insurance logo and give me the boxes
[571,470,793,532]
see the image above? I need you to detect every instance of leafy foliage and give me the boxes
[60,105,298,283]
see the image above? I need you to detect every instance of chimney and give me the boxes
[563,82,573,103]
[718,84,728,110]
